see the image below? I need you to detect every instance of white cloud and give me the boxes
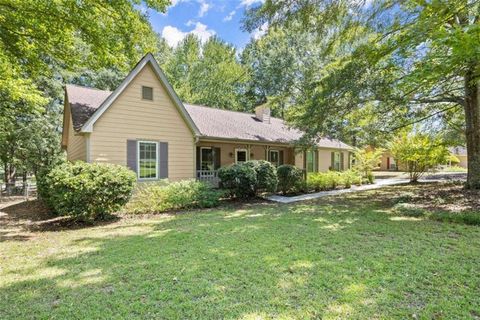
[223,10,236,22]
[169,0,183,6]
[161,22,216,47]
[252,22,268,40]
[185,19,195,26]
[239,0,264,7]
[162,26,187,47]
[198,0,210,17]
[190,22,216,43]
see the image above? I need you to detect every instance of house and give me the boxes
[378,150,399,171]
[62,54,352,182]
[449,146,468,168]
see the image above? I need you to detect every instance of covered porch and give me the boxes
[195,140,296,185]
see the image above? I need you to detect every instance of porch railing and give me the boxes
[196,170,220,187]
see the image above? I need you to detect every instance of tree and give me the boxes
[162,35,248,110]
[352,147,384,179]
[244,0,480,188]
[0,0,170,189]
[390,133,449,183]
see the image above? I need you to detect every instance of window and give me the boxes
[269,150,280,166]
[333,152,341,171]
[306,150,316,173]
[235,149,248,163]
[138,141,158,179]
[389,157,397,170]
[200,147,214,171]
[142,86,153,100]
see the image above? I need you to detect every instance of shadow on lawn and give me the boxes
[0,200,120,241]
[2,196,479,319]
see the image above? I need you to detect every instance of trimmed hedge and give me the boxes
[245,160,278,193]
[38,162,136,220]
[125,180,224,214]
[218,161,278,198]
[277,165,304,195]
[218,163,257,198]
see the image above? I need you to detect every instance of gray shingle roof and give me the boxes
[65,85,352,149]
[66,84,112,131]
[185,104,351,149]
[449,146,467,156]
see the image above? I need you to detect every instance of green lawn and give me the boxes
[1,184,480,319]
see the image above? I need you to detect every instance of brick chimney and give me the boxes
[255,105,271,123]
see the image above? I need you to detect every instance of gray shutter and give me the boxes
[159,142,168,179]
[340,152,345,171]
[214,147,221,170]
[127,140,137,176]
[279,150,284,165]
[331,152,335,171]
[196,147,201,171]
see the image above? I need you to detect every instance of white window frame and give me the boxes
[200,147,214,171]
[269,149,280,166]
[137,141,159,180]
[235,148,248,163]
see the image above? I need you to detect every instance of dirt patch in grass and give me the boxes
[390,182,480,213]
[0,199,119,241]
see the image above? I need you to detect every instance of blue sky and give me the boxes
[147,0,266,50]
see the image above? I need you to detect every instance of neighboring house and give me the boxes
[62,54,352,183]
[379,150,399,171]
[365,146,400,171]
[449,146,468,168]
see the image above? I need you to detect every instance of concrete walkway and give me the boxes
[266,173,464,204]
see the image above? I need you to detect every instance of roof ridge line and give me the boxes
[184,103,286,122]
[66,83,112,93]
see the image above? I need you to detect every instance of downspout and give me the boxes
[85,133,91,163]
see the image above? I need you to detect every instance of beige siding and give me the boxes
[317,149,350,172]
[89,64,195,180]
[65,104,86,161]
[458,155,468,168]
[294,149,304,169]
[196,141,294,167]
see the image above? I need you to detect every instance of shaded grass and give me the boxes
[1,184,480,319]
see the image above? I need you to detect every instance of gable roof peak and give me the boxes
[79,53,200,135]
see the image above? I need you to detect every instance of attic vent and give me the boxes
[142,86,153,100]
[255,106,271,123]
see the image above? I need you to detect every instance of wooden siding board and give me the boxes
[89,64,194,180]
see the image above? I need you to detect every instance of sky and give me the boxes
[147,0,266,50]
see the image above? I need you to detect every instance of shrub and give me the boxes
[125,180,223,214]
[277,165,304,195]
[218,163,257,198]
[366,172,375,184]
[245,160,278,193]
[390,132,449,183]
[342,170,363,188]
[38,162,136,220]
[306,170,362,191]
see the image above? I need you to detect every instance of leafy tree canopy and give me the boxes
[161,35,249,111]
[244,0,480,188]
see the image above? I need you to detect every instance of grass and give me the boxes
[1,184,480,319]
[442,165,468,173]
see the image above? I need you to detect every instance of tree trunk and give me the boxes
[464,65,480,189]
